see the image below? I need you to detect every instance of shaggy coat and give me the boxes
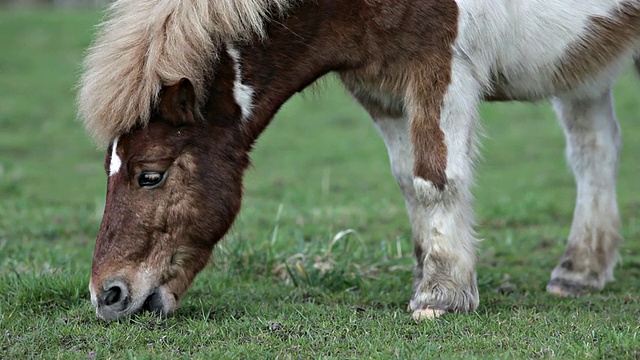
[80,0,636,321]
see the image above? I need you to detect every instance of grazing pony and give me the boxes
[79,0,637,321]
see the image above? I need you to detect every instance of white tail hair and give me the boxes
[78,0,296,146]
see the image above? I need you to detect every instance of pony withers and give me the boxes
[79,0,637,321]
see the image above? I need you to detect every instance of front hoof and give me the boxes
[409,280,479,320]
[412,306,447,321]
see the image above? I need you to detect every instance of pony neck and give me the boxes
[234,0,365,143]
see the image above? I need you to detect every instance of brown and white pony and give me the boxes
[79,0,637,321]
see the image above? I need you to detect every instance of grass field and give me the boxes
[1,9,640,359]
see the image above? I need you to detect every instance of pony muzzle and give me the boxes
[90,278,177,321]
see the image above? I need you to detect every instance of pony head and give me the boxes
[89,78,250,320]
[82,0,297,320]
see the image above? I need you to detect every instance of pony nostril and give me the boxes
[103,286,123,306]
[142,291,163,314]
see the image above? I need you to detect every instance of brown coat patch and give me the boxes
[554,2,640,89]
[338,1,459,189]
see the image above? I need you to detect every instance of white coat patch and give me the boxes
[227,44,255,120]
[109,137,121,176]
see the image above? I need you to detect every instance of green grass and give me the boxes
[1,9,640,360]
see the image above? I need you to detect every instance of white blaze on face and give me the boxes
[89,280,98,307]
[227,44,254,120]
[109,137,122,176]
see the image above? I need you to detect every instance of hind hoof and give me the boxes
[546,279,586,298]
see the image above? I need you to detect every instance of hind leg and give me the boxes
[548,88,622,296]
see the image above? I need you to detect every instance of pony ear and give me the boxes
[159,78,196,126]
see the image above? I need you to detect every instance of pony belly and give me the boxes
[456,0,640,100]
[485,61,625,102]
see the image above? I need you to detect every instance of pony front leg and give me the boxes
[407,63,482,320]
[371,112,478,320]
[547,88,622,296]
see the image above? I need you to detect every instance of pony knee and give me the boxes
[413,177,445,203]
[387,157,416,197]
[412,176,464,205]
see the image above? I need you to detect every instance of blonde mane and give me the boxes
[78,0,296,147]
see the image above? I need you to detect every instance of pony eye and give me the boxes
[138,171,166,188]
